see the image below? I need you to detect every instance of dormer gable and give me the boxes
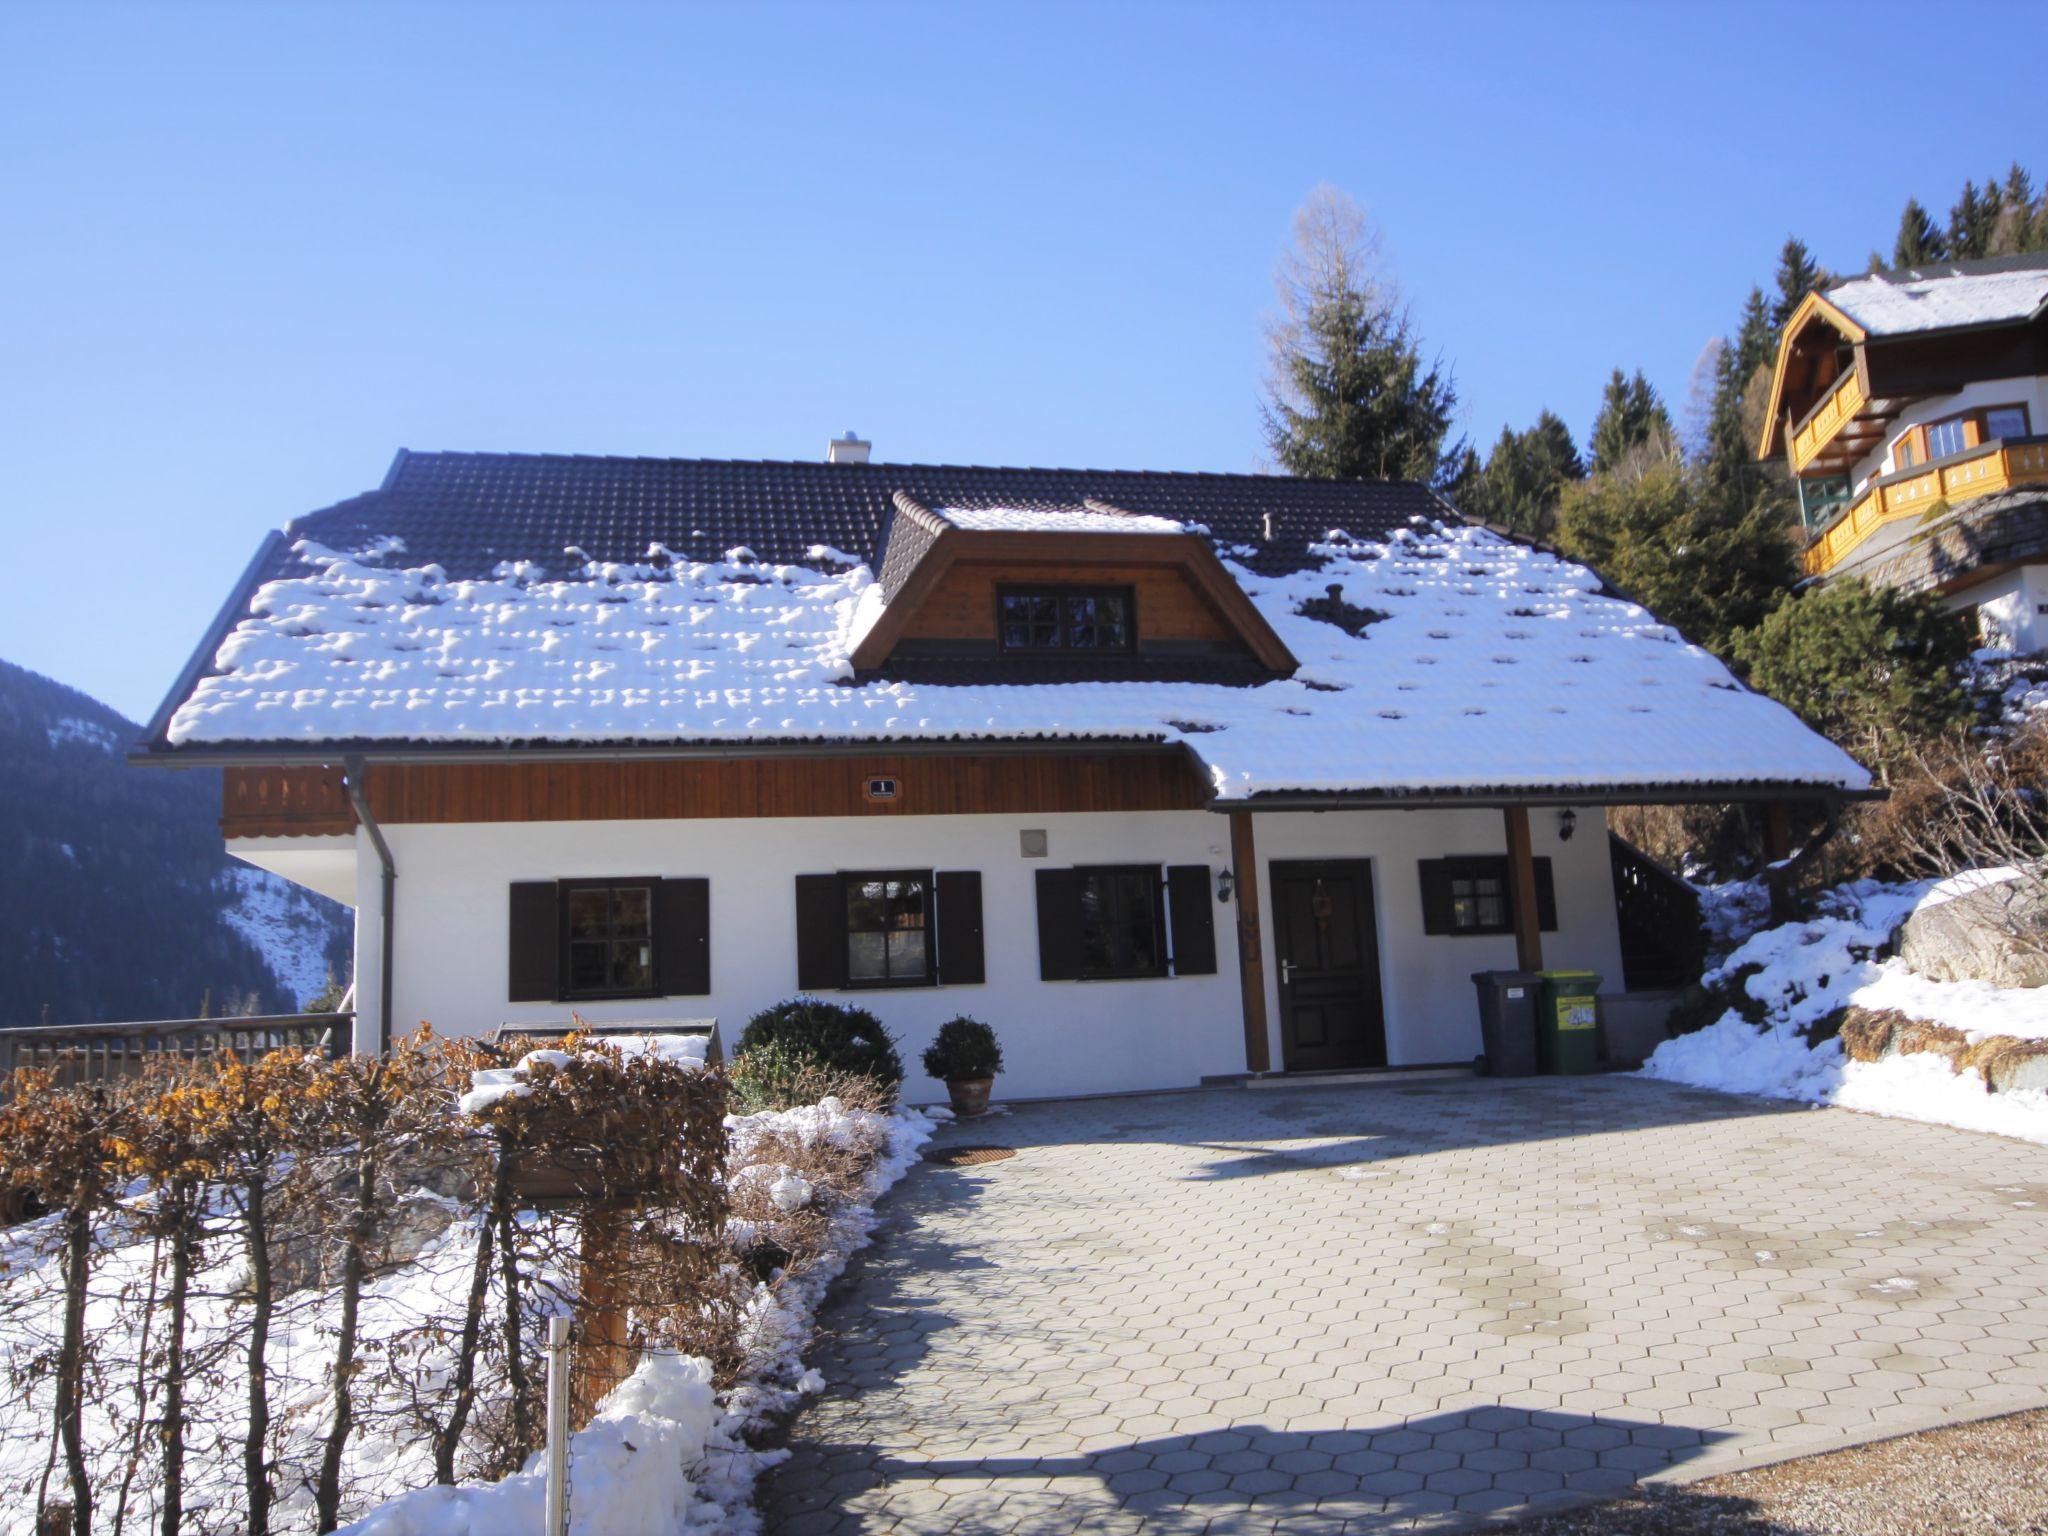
[850,493,1298,681]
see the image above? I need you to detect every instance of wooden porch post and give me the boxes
[1229,811,1272,1074]
[1504,806,1545,973]
[1763,801,1795,923]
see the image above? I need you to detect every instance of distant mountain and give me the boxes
[0,658,352,1026]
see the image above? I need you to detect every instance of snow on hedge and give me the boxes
[165,519,1867,798]
[1642,877,2048,1145]
[0,1095,935,1536]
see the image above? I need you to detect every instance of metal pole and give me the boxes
[544,1316,572,1536]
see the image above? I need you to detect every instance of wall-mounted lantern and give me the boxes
[1557,808,1578,842]
[1217,867,1236,904]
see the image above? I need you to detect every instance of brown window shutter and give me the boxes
[656,878,711,996]
[508,882,559,1001]
[1534,858,1558,933]
[794,874,846,991]
[1166,865,1217,976]
[935,871,985,985]
[1417,860,1455,935]
[1034,868,1083,981]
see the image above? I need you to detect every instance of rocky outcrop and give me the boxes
[1899,877,2048,989]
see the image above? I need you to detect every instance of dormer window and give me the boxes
[997,585,1135,652]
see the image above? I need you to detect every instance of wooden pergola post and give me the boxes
[1503,806,1545,973]
[1229,811,1272,1074]
[1763,801,1796,923]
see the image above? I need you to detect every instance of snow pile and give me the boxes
[1826,261,2048,336]
[338,1353,725,1536]
[165,521,1867,798]
[1643,876,2048,1144]
[934,505,1186,534]
[457,1035,712,1114]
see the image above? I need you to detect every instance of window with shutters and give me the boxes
[561,880,658,999]
[1076,865,1166,979]
[842,870,935,987]
[1418,856,1557,937]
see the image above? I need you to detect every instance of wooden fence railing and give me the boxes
[0,1013,352,1085]
[1608,834,1705,992]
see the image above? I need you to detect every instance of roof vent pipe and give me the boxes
[1262,512,1274,542]
[827,431,872,465]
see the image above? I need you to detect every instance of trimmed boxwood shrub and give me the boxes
[733,997,903,1104]
[921,1017,1003,1082]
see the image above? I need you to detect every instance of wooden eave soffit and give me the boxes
[847,521,1301,674]
[1757,291,1869,461]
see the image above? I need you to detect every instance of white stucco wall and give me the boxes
[291,804,1624,1101]
[1946,562,2048,654]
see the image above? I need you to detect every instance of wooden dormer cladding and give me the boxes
[1759,292,1871,469]
[851,501,1298,675]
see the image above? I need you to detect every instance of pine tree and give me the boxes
[1948,178,1999,260]
[1892,198,1947,268]
[1451,411,1586,538]
[1588,368,1675,476]
[1553,460,1795,656]
[1769,238,1828,333]
[1991,163,2041,256]
[1262,186,1464,486]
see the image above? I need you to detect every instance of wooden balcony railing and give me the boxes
[1789,368,1869,474]
[1803,436,2048,576]
[0,1013,352,1085]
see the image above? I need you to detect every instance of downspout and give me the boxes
[342,757,396,1055]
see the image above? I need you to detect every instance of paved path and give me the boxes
[759,1077,2048,1533]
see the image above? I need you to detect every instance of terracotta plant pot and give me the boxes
[946,1077,994,1117]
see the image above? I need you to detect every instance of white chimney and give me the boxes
[827,430,871,465]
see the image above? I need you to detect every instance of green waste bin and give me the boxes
[1536,970,1603,1075]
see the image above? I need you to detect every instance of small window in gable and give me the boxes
[997,585,1135,652]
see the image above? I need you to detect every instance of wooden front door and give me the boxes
[1271,859,1388,1072]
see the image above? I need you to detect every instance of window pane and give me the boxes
[1986,407,2027,441]
[1095,592,1129,648]
[567,889,610,939]
[889,879,926,929]
[612,940,652,992]
[611,886,650,937]
[888,929,927,978]
[1895,437,1917,468]
[569,940,611,992]
[847,930,888,980]
[1926,419,1966,458]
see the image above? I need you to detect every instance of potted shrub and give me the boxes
[922,1017,1003,1117]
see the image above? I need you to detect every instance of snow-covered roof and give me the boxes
[1826,255,2048,337]
[159,492,1870,799]
[934,505,1187,534]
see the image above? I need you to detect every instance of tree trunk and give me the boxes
[159,1188,195,1536]
[242,1175,274,1536]
[57,1200,93,1536]
[495,1203,534,1460]
[315,1148,376,1533]
[432,1160,503,1485]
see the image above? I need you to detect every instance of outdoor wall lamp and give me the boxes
[1557,808,1578,842]
[1217,867,1236,904]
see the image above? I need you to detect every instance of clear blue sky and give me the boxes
[3,0,2041,719]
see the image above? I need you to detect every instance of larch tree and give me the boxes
[1261,185,1464,487]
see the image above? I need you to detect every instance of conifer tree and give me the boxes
[1452,413,1585,538]
[1893,199,1948,267]
[1769,238,1828,333]
[1948,178,1999,259]
[1992,163,2043,255]
[1588,368,1675,476]
[1262,186,1464,486]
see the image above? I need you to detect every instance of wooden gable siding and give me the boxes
[900,560,1238,644]
[222,750,1209,837]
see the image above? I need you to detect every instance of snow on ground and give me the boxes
[1643,875,2048,1145]
[44,714,120,752]
[0,1093,935,1536]
[164,520,1867,799]
[221,863,352,1008]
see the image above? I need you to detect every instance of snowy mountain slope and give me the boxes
[0,657,352,1023]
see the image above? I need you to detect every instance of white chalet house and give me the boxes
[135,443,1870,1100]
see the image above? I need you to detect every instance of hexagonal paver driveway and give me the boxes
[758,1076,2048,1533]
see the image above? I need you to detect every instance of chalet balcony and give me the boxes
[1788,366,1874,474]
[1803,434,2048,576]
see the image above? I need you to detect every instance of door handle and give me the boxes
[1280,959,1295,986]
